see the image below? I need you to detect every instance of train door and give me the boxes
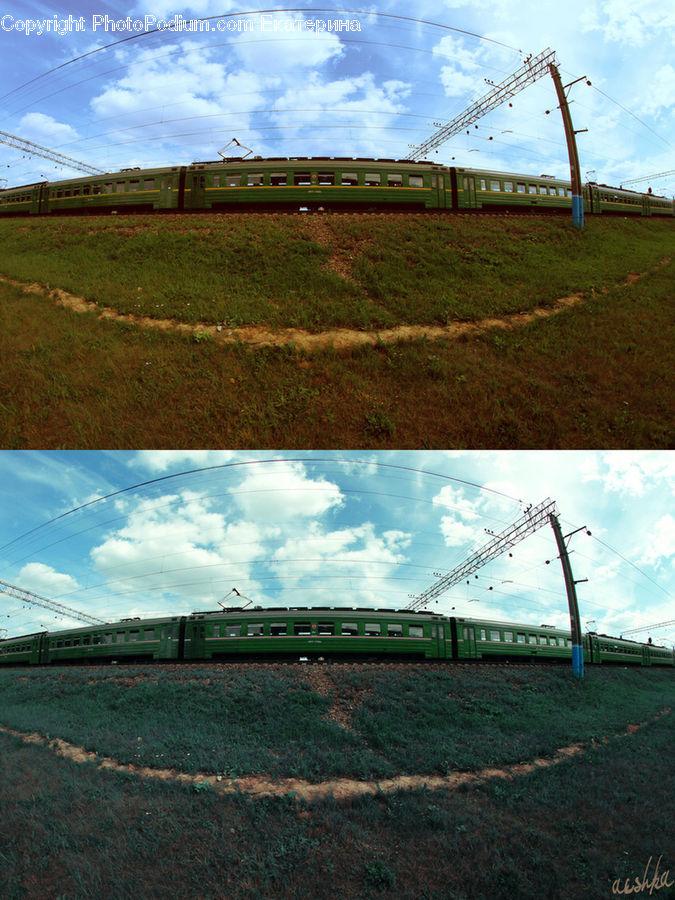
[185,621,206,659]
[434,623,447,658]
[463,176,478,209]
[462,625,478,658]
[186,173,206,210]
[641,643,651,666]
[642,194,651,217]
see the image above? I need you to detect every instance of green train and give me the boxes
[0,157,673,217]
[0,607,672,667]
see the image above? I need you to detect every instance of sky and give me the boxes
[0,450,673,648]
[0,0,673,195]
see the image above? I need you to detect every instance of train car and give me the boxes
[455,168,574,213]
[456,617,573,661]
[586,632,674,666]
[38,615,184,664]
[183,606,449,660]
[183,157,449,211]
[0,630,47,664]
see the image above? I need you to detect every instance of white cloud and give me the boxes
[640,515,675,567]
[18,112,79,147]
[17,562,80,597]
[233,461,344,521]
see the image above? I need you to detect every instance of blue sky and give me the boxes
[0,450,673,647]
[0,1,673,195]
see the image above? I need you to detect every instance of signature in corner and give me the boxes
[612,855,674,896]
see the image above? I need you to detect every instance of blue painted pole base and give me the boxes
[572,644,584,678]
[572,194,584,229]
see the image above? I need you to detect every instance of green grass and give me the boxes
[1,214,673,448]
[0,663,673,899]
[0,664,672,781]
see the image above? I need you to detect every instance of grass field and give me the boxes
[0,663,673,898]
[0,213,673,448]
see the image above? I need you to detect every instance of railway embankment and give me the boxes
[0,663,673,898]
[1,213,673,447]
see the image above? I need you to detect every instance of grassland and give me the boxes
[0,213,673,448]
[0,663,673,898]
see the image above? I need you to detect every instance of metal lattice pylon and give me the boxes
[406,498,558,610]
[406,48,557,161]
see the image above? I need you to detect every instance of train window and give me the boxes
[490,180,501,192]
[129,180,139,192]
[82,186,90,195]
[567,189,572,197]
[56,190,63,198]
[225,174,241,187]
[480,629,487,641]
[270,172,287,186]
[365,623,381,636]
[557,637,565,646]
[557,187,565,197]
[538,635,548,645]
[479,179,487,191]
[93,636,102,645]
[528,184,537,195]
[64,640,71,647]
[504,182,514,192]
[104,633,113,644]
[247,173,264,186]
[93,185,101,195]
[116,182,126,193]
[318,623,335,635]
[103,183,113,194]
[528,634,537,644]
[549,187,556,196]
[538,185,546,195]
[408,175,423,188]
[504,631,514,642]
[116,631,126,643]
[73,187,80,196]
[73,638,80,646]
[293,172,311,185]
[129,631,139,642]
[341,172,358,186]
[549,637,557,645]
[212,175,220,188]
[387,624,403,637]
[294,622,312,635]
[409,625,423,638]
[247,623,264,636]
[144,629,155,641]
[143,178,155,190]
[56,640,63,648]
[225,624,241,637]
[64,190,71,197]
[270,622,287,636]
[318,172,335,185]
[387,174,402,187]
[516,183,525,193]
[212,624,220,638]
[341,622,358,636]
[365,173,381,186]
[490,630,501,641]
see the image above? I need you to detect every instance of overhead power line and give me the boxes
[621,169,675,187]
[0,130,105,175]
[406,498,558,611]
[405,48,556,161]
[620,618,675,636]
[0,579,106,626]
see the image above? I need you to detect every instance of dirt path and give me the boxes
[0,708,669,803]
[0,258,669,352]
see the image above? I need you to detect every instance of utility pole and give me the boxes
[549,515,587,677]
[549,64,587,229]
